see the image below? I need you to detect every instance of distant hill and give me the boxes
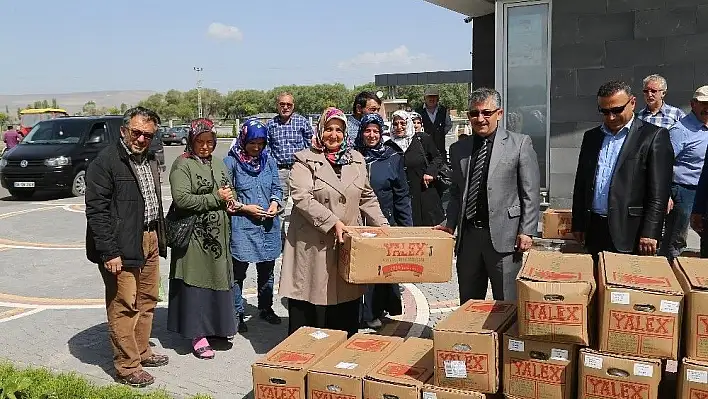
[0,90,156,115]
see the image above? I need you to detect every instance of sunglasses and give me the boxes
[124,127,155,140]
[279,102,294,108]
[468,109,500,118]
[598,99,631,116]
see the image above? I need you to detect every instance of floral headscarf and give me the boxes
[313,107,353,166]
[354,113,396,163]
[183,118,216,163]
[390,110,416,152]
[229,118,269,174]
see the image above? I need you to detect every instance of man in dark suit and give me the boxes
[435,88,540,302]
[572,80,673,256]
[418,87,452,162]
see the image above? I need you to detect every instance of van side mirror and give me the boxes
[87,135,103,144]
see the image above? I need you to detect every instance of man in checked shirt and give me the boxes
[85,107,168,388]
[266,92,315,239]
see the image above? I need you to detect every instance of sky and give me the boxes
[1,0,472,95]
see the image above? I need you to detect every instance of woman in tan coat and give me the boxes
[279,107,389,337]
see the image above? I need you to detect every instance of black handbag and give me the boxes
[165,203,196,251]
[417,135,452,191]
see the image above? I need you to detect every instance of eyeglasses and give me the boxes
[468,109,500,118]
[124,127,155,140]
[279,102,294,108]
[598,99,631,115]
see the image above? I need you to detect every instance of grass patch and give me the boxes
[0,362,212,399]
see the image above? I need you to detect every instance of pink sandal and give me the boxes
[192,337,215,360]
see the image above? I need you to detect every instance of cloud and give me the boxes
[337,45,431,69]
[207,22,243,41]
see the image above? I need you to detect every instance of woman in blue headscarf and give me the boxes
[224,118,284,333]
[354,113,412,329]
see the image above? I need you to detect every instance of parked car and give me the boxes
[0,116,166,199]
[161,125,189,145]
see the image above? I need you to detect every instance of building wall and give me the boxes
[549,0,708,208]
[472,13,495,89]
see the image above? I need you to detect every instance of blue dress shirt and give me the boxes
[670,112,708,186]
[592,118,634,215]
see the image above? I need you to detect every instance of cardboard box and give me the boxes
[503,325,577,399]
[433,300,516,393]
[516,250,596,345]
[677,358,708,399]
[307,333,403,399]
[364,337,434,399]
[674,257,708,361]
[338,226,454,284]
[597,252,684,360]
[421,385,490,399]
[541,209,573,240]
[252,327,348,399]
[577,349,661,399]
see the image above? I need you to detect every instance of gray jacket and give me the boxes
[443,128,540,253]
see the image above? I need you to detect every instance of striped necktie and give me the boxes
[465,139,488,221]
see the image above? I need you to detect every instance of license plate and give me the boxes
[13,182,35,188]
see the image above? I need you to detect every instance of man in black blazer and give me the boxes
[571,80,673,256]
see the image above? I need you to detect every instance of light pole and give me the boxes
[194,67,203,118]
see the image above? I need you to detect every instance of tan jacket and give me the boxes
[279,148,388,305]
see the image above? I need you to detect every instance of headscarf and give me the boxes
[313,107,353,166]
[229,118,269,174]
[354,113,396,163]
[409,111,422,122]
[183,118,216,163]
[390,110,416,152]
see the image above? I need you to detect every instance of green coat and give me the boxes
[168,155,234,291]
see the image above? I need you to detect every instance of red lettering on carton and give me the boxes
[608,311,674,337]
[380,263,424,276]
[377,362,426,379]
[267,351,315,364]
[691,388,708,399]
[525,302,582,325]
[437,351,488,373]
[584,376,649,399]
[382,242,431,257]
[510,358,564,384]
[311,390,356,399]
[257,385,301,399]
[463,302,513,314]
[611,273,671,287]
[346,338,391,352]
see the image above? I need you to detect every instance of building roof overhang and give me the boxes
[424,0,495,17]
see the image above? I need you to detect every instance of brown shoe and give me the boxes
[117,370,155,388]
[141,353,169,368]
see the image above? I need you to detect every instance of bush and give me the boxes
[0,362,212,399]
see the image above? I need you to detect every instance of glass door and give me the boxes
[495,0,551,189]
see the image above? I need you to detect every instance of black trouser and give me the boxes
[287,298,360,338]
[585,212,618,264]
[701,232,708,258]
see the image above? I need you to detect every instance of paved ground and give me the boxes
[0,142,468,399]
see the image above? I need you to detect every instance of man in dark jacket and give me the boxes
[418,87,452,162]
[571,81,673,257]
[85,106,168,388]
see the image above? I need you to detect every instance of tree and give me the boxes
[0,112,8,126]
[51,98,58,108]
[106,106,121,115]
[120,103,128,113]
[82,101,98,116]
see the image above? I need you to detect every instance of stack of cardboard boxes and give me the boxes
[250,223,708,398]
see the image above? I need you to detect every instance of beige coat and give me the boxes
[279,148,388,305]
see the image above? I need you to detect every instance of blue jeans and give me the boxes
[232,258,275,314]
[660,183,696,260]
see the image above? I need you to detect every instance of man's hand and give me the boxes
[638,237,658,256]
[691,213,704,233]
[423,174,434,188]
[104,256,123,275]
[433,225,454,235]
[667,197,674,214]
[515,234,533,252]
[333,220,346,244]
[572,232,585,245]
